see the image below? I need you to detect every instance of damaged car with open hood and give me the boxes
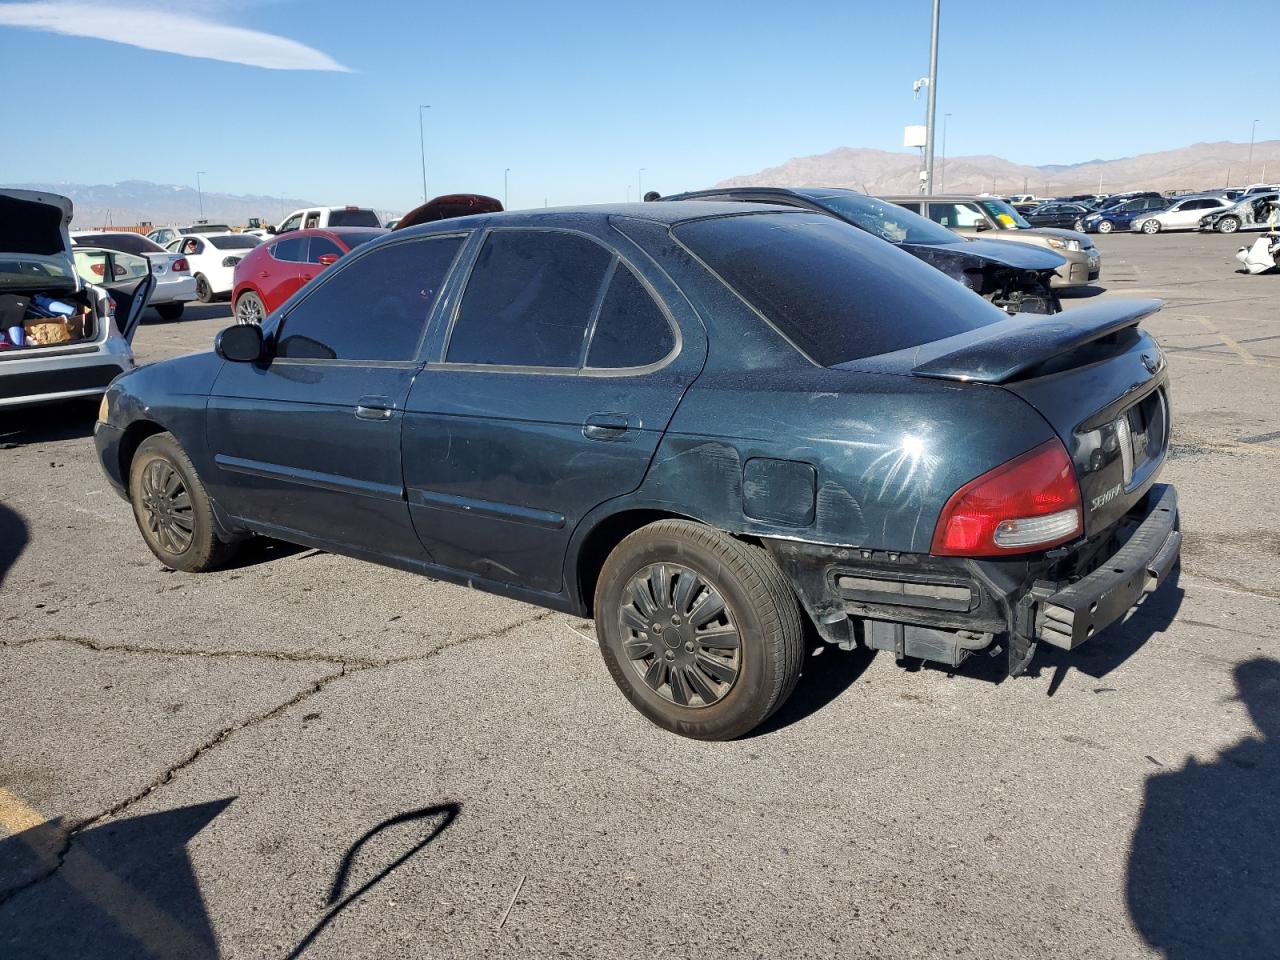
[94,203,1179,740]
[1,189,154,408]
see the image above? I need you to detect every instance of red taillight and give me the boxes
[172,257,190,272]
[931,439,1082,557]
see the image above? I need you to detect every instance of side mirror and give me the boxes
[215,323,264,363]
[266,225,278,235]
[316,253,339,266]
[975,220,992,232]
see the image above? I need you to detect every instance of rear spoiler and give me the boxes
[911,299,1163,384]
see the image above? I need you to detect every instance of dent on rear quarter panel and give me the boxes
[640,367,1057,554]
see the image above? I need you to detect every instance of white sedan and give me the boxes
[1131,195,1232,234]
[166,232,261,301]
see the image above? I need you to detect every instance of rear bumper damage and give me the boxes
[765,483,1180,677]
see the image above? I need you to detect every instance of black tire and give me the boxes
[595,520,805,740]
[1097,219,1114,234]
[195,274,213,303]
[1218,216,1240,234]
[155,303,185,321]
[129,432,238,572]
[235,290,266,325]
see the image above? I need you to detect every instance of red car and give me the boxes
[232,227,387,324]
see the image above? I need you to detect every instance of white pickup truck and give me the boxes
[271,206,381,234]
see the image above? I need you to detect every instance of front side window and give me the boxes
[585,264,675,369]
[276,236,463,362]
[308,237,344,263]
[278,214,302,233]
[446,230,613,368]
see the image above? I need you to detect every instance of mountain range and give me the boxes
[715,140,1280,196]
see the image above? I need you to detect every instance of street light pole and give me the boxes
[1248,119,1260,182]
[196,170,206,219]
[418,105,431,202]
[922,0,941,195]
[939,112,951,193]
[504,168,510,209]
[637,167,646,200]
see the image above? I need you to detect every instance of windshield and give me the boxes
[978,199,1031,229]
[812,194,962,245]
[206,234,261,250]
[675,213,1000,367]
[0,257,75,290]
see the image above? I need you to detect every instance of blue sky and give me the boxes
[0,0,1273,214]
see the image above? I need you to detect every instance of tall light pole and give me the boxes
[504,168,510,209]
[922,0,941,195]
[637,167,646,200]
[939,112,951,193]
[196,171,206,219]
[1248,119,1260,182]
[418,105,431,202]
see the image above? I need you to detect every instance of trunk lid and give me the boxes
[910,299,1170,536]
[0,189,76,281]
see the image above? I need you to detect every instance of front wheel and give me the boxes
[195,274,213,303]
[129,432,239,572]
[1141,219,1161,235]
[1073,219,1085,232]
[1097,220,1114,234]
[235,290,266,325]
[1218,216,1240,234]
[595,520,805,740]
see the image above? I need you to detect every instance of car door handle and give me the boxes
[583,413,634,440]
[355,396,394,421]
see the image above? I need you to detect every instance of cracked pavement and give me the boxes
[2,234,1279,959]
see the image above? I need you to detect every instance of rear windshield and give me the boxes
[331,229,384,249]
[77,233,164,255]
[206,234,261,250]
[180,224,231,234]
[675,213,1001,367]
[328,209,381,227]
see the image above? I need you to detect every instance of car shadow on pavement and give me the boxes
[750,631,877,738]
[0,798,233,959]
[286,802,460,959]
[1126,657,1280,959]
[0,399,97,448]
[0,501,28,591]
[1058,284,1107,299]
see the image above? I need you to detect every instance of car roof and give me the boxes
[391,201,801,238]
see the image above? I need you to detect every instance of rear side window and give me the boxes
[271,237,306,263]
[446,230,613,367]
[329,209,381,227]
[277,236,463,362]
[675,213,1001,367]
[586,265,674,368]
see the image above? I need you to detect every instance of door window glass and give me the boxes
[277,236,463,362]
[304,211,322,229]
[271,237,306,263]
[307,237,344,263]
[585,264,675,369]
[278,214,302,233]
[927,202,986,228]
[446,230,613,367]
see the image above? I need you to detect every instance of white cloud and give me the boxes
[0,1,352,71]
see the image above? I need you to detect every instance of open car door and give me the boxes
[98,250,156,343]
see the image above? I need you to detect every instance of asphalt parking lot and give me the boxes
[1,231,1277,959]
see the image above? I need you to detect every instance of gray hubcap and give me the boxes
[619,563,741,708]
[1099,221,1113,233]
[237,295,263,325]
[140,459,194,554]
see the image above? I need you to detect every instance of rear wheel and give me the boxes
[155,303,184,321]
[595,520,805,740]
[235,290,266,325]
[195,274,213,303]
[129,432,238,572]
[1073,219,1085,232]
[1097,220,1114,234]
[1141,219,1161,235]
[1218,216,1240,234]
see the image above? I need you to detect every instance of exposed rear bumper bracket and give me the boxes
[1035,484,1180,651]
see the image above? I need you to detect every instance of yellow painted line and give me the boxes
[0,786,209,955]
[1190,315,1260,365]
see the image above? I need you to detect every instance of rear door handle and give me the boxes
[583,413,635,440]
[355,396,394,421]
